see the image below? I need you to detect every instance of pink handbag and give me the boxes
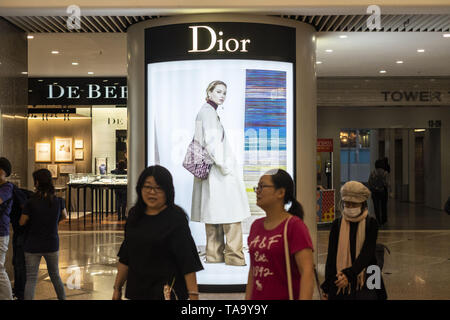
[182,139,214,180]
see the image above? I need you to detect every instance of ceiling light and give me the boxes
[316,61,322,64]
[443,34,450,38]
[27,35,34,39]
[339,35,348,39]
[51,50,60,54]
[88,72,94,75]
[414,129,426,132]
[72,62,79,65]
[325,49,333,53]
[396,60,404,64]
[38,79,43,82]
[417,49,425,53]
[103,80,108,82]
[21,71,28,75]
[379,70,387,74]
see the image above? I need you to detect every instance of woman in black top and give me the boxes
[321,181,387,300]
[19,169,68,300]
[113,165,203,300]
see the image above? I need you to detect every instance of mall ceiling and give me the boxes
[3,14,449,33]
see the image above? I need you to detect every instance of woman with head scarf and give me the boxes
[320,181,387,300]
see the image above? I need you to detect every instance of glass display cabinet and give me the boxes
[67,174,128,226]
[68,173,127,185]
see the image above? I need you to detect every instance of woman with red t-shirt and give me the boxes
[245,169,314,300]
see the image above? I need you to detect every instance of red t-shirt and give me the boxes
[247,216,314,300]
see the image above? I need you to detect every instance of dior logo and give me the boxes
[188,26,251,53]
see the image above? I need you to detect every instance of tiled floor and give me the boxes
[5,200,450,300]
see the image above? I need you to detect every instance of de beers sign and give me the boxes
[29,77,127,105]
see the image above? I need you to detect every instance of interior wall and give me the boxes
[27,118,92,189]
[0,18,28,187]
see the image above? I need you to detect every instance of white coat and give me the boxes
[191,103,251,224]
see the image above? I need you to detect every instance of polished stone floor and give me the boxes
[4,200,449,300]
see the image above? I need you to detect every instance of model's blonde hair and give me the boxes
[206,80,227,100]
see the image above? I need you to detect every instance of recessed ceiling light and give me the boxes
[21,71,28,74]
[414,129,426,132]
[396,60,404,64]
[51,50,60,54]
[316,61,322,64]
[379,70,387,74]
[325,49,333,53]
[88,72,94,75]
[27,35,34,39]
[417,49,425,53]
[38,79,43,82]
[339,35,348,39]
[443,34,450,38]
[72,62,79,65]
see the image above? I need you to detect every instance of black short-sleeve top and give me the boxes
[22,196,65,253]
[118,206,203,300]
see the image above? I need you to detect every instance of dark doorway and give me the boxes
[395,139,403,200]
[379,140,385,159]
[415,136,425,203]
[116,130,127,168]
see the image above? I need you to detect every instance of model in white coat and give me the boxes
[191,80,251,266]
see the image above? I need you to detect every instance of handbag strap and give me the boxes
[283,216,294,300]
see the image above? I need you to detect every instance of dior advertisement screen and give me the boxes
[145,22,296,287]
[146,59,294,285]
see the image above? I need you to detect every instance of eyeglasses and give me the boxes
[253,185,276,193]
[142,185,164,194]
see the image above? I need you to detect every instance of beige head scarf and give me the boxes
[336,181,371,295]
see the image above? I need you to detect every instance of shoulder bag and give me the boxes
[283,216,294,300]
[182,139,214,180]
[182,130,224,180]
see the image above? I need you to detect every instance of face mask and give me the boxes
[343,207,362,217]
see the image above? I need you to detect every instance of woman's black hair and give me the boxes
[117,160,126,171]
[32,168,55,206]
[375,159,383,169]
[266,168,304,220]
[127,165,187,225]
